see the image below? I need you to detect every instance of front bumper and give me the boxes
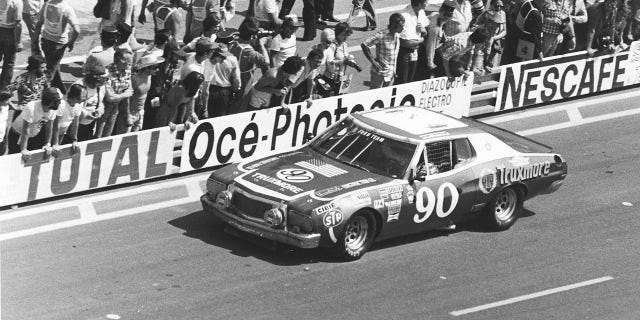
[201,194,321,249]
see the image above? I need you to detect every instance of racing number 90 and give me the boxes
[414,182,460,223]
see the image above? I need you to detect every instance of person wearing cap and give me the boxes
[154,0,185,42]
[51,83,86,151]
[473,0,507,70]
[7,55,51,109]
[422,0,455,79]
[254,0,282,30]
[180,37,215,80]
[361,13,404,89]
[184,0,221,44]
[74,65,107,141]
[182,15,221,54]
[229,17,270,112]
[33,0,80,74]
[8,87,62,159]
[0,0,22,90]
[269,15,299,68]
[96,47,134,138]
[246,55,304,110]
[397,0,428,84]
[202,43,240,118]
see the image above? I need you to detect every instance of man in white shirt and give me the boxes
[269,15,299,68]
[203,43,241,118]
[396,0,428,84]
[180,36,215,79]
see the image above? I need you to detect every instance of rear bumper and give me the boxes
[200,194,321,249]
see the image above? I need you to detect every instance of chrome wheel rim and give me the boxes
[494,188,517,221]
[344,216,369,251]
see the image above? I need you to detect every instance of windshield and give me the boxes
[309,118,417,178]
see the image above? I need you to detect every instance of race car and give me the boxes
[201,106,567,260]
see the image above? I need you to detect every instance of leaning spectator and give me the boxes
[269,15,299,68]
[246,56,304,110]
[154,0,184,42]
[22,0,42,54]
[0,0,22,90]
[0,90,14,155]
[8,87,62,160]
[96,47,134,138]
[7,55,50,109]
[74,65,107,141]
[52,83,86,150]
[436,28,488,77]
[540,0,586,57]
[474,0,507,71]
[180,37,215,80]
[203,44,241,118]
[152,71,204,129]
[501,0,543,64]
[585,0,631,55]
[288,49,324,104]
[34,0,80,74]
[397,0,428,84]
[184,0,220,44]
[254,0,282,30]
[422,0,455,79]
[182,15,221,53]
[361,13,404,89]
[443,0,473,37]
[120,54,164,133]
[348,0,377,31]
[229,17,270,111]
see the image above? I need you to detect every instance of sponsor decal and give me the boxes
[379,185,404,200]
[386,199,402,222]
[351,192,372,206]
[245,156,279,170]
[296,159,348,177]
[497,161,551,184]
[315,186,343,197]
[251,172,304,193]
[479,168,498,194]
[405,186,415,203]
[508,156,530,167]
[341,178,376,189]
[276,168,314,183]
[357,129,385,142]
[495,53,628,111]
[420,131,450,139]
[323,210,344,227]
[373,199,385,209]
[313,202,337,215]
[414,182,460,223]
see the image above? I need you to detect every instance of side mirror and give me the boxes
[409,168,427,184]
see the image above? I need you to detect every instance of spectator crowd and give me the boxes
[0,0,638,159]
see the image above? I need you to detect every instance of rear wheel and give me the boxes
[484,187,522,231]
[332,211,377,261]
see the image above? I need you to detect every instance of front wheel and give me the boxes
[332,211,377,261]
[484,187,523,231]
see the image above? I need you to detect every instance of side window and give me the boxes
[452,138,476,167]
[425,141,453,174]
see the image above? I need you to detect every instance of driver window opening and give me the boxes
[419,138,476,176]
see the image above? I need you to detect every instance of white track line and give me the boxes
[450,276,614,316]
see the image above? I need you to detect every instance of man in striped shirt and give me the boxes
[361,13,405,89]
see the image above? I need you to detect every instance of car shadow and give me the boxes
[168,210,343,266]
[168,208,538,265]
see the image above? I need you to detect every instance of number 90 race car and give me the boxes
[200,106,567,260]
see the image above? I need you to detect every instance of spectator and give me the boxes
[246,55,304,110]
[96,47,134,138]
[501,0,543,64]
[120,54,164,133]
[0,0,22,89]
[22,0,42,55]
[254,0,282,30]
[585,0,630,55]
[474,0,507,71]
[182,14,221,53]
[626,8,640,42]
[8,87,62,160]
[203,43,241,118]
[422,0,455,79]
[436,28,488,77]
[7,55,50,109]
[325,22,361,80]
[180,37,215,80]
[82,24,129,75]
[184,0,220,44]
[269,15,300,68]
[34,0,80,74]
[397,0,428,84]
[74,65,107,141]
[0,90,14,155]
[361,13,404,89]
[146,29,173,59]
[288,49,324,104]
[311,28,335,72]
[139,0,173,25]
[229,17,270,111]
[348,0,377,31]
[557,0,589,54]
[154,0,184,41]
[52,83,86,149]
[143,42,184,130]
[279,0,317,41]
[153,71,204,129]
[443,0,473,37]
[540,0,587,57]
[98,0,136,47]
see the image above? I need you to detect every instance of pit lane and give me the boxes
[3,91,640,319]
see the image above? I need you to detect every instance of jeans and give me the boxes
[0,27,17,89]
[22,12,40,54]
[207,85,234,118]
[395,46,417,84]
[40,38,68,74]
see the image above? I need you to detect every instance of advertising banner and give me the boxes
[0,127,177,207]
[180,75,474,172]
[495,52,630,111]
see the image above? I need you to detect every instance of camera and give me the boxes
[256,29,273,38]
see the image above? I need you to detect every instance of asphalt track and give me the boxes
[2,86,640,319]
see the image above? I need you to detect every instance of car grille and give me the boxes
[232,191,273,220]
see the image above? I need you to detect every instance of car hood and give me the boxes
[234,148,393,200]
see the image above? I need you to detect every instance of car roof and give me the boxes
[352,106,482,141]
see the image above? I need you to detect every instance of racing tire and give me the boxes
[484,186,523,231]
[332,211,377,261]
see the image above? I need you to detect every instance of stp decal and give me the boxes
[414,182,460,223]
[276,169,314,183]
[323,210,343,227]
